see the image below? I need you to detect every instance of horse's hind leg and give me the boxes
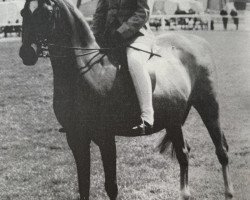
[166,126,191,200]
[193,90,234,199]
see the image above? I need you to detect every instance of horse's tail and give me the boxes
[158,131,191,158]
[158,101,192,155]
[157,132,175,156]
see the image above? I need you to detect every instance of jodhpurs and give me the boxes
[126,35,154,125]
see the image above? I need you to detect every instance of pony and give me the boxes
[19,0,234,199]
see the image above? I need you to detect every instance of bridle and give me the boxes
[22,0,161,70]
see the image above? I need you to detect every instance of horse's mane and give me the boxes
[53,0,96,46]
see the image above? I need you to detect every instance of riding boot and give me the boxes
[131,119,153,135]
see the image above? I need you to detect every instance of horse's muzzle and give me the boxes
[19,44,38,66]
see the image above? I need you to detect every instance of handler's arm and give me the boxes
[117,0,150,39]
[92,0,108,37]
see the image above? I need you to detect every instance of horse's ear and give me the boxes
[20,0,32,17]
[20,8,26,17]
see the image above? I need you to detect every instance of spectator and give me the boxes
[188,8,196,30]
[200,10,210,30]
[230,9,239,30]
[175,6,187,30]
[149,9,162,30]
[220,8,228,30]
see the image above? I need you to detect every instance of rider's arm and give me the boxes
[116,0,150,39]
[92,0,108,38]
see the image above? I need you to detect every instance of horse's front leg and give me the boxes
[99,135,118,200]
[66,130,91,200]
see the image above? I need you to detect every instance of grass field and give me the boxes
[0,31,250,200]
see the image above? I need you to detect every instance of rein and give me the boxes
[38,42,161,72]
[39,43,161,58]
[39,45,100,58]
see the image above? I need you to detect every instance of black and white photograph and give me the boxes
[0,0,249,199]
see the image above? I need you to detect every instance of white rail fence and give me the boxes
[85,14,245,31]
[149,14,245,30]
[0,1,24,37]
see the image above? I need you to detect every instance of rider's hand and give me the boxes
[110,31,125,63]
[111,31,125,48]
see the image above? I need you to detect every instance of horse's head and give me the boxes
[19,0,59,65]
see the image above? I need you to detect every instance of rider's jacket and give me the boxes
[92,0,151,41]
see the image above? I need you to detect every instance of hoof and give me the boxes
[225,191,234,200]
[179,188,191,200]
[179,195,190,200]
[225,186,234,199]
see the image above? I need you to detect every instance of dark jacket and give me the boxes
[92,0,151,42]
[230,9,238,17]
[220,9,228,17]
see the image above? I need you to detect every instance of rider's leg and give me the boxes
[126,37,154,127]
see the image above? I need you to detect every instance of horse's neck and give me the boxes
[51,39,116,97]
[57,0,116,96]
[72,39,117,96]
